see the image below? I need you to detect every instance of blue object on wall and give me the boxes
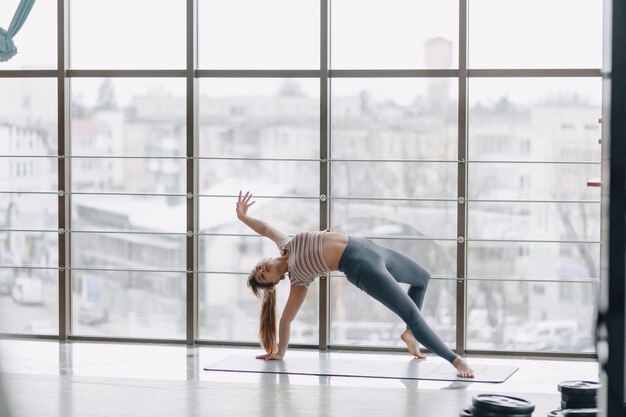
[0,0,37,62]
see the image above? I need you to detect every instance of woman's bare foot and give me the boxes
[452,356,475,378]
[400,329,427,359]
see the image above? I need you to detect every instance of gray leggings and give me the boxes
[338,236,458,364]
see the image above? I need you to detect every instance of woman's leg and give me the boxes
[355,255,458,364]
[379,245,431,310]
[375,245,432,357]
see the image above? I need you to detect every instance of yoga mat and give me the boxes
[204,355,518,383]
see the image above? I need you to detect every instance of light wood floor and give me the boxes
[0,340,599,417]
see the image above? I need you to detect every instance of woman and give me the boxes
[237,191,474,378]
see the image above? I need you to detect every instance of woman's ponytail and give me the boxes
[258,289,277,354]
[248,272,278,353]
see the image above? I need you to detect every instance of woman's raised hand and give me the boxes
[236,190,256,219]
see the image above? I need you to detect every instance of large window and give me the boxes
[0,0,56,69]
[329,78,458,347]
[197,78,320,344]
[466,78,602,352]
[68,79,187,338]
[468,0,602,68]
[0,78,58,335]
[331,0,459,69]
[0,1,603,356]
[70,0,186,69]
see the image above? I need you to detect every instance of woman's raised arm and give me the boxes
[236,191,287,246]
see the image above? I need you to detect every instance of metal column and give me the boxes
[185,0,199,346]
[455,0,469,356]
[318,0,331,351]
[57,0,71,342]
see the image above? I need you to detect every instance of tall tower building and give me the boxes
[424,37,452,113]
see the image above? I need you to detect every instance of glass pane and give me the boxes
[0,193,56,230]
[0,266,58,335]
[199,79,319,158]
[200,235,282,273]
[199,0,319,69]
[0,0,56,69]
[331,78,458,160]
[331,200,457,241]
[0,158,57,192]
[72,158,186,194]
[469,78,602,162]
[330,276,455,348]
[198,160,318,197]
[331,0,458,69]
[469,163,601,201]
[72,270,185,339]
[72,233,186,270]
[467,281,597,353]
[73,195,187,233]
[0,81,58,338]
[199,273,319,345]
[71,78,186,157]
[469,0,602,69]
[70,0,185,69]
[0,231,57,268]
[468,241,600,280]
[468,202,601,242]
[0,78,57,154]
[332,162,456,199]
[199,197,320,237]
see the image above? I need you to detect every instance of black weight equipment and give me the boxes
[561,400,597,410]
[557,381,600,397]
[469,405,531,417]
[472,394,535,415]
[561,408,598,417]
[561,393,597,403]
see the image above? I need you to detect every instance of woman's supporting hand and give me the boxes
[236,190,255,219]
[255,352,284,360]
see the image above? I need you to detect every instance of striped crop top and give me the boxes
[279,231,331,288]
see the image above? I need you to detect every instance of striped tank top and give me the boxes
[279,231,331,288]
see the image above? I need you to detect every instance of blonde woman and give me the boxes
[237,191,474,378]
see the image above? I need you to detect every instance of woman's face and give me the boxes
[253,257,282,286]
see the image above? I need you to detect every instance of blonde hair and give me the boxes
[247,272,277,354]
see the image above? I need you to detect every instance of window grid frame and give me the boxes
[0,0,602,359]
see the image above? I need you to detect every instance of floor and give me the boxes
[0,339,599,417]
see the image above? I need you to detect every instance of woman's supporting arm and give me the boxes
[276,285,308,357]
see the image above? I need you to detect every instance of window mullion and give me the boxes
[456,0,469,356]
[58,0,71,342]
[319,0,330,351]
[185,0,199,346]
